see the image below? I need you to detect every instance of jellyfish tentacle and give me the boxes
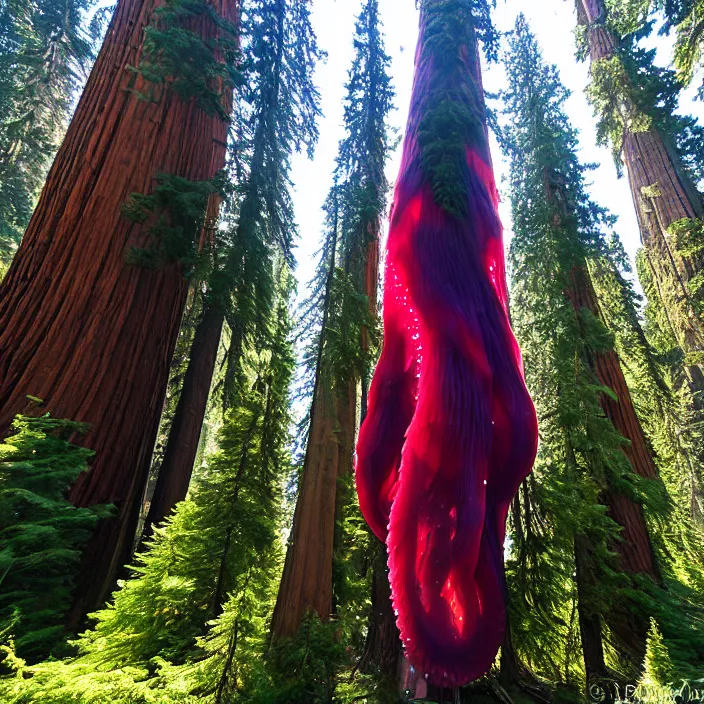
[354,10,538,687]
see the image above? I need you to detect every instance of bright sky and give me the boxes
[289,0,704,295]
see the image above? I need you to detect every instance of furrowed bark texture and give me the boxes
[270,379,341,639]
[569,267,657,665]
[0,0,237,623]
[569,268,659,577]
[543,156,658,666]
[579,0,704,393]
[270,281,377,639]
[271,64,386,640]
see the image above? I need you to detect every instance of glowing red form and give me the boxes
[354,7,538,688]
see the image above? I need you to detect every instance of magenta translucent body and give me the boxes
[354,29,538,686]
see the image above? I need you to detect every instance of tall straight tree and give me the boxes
[0,0,239,624]
[0,0,100,268]
[503,16,704,684]
[143,0,321,537]
[0,273,297,701]
[270,0,394,642]
[576,0,704,405]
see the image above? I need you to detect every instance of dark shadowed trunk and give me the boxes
[0,0,238,625]
[574,536,611,684]
[359,539,401,683]
[143,302,225,537]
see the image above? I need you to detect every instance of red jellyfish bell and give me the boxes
[354,0,538,687]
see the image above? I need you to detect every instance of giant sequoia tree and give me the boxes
[503,16,704,686]
[576,0,704,496]
[0,276,296,701]
[0,0,238,624]
[142,0,321,537]
[270,0,394,643]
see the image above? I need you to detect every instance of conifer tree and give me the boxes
[666,0,704,92]
[143,0,321,537]
[270,0,394,644]
[502,16,704,688]
[0,271,296,703]
[0,414,110,662]
[576,0,704,516]
[617,0,704,95]
[0,0,239,624]
[0,0,101,271]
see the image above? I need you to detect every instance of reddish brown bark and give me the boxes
[143,302,225,537]
[0,0,238,624]
[271,91,386,643]
[543,154,659,666]
[270,380,341,640]
[568,267,659,579]
[567,267,657,668]
[270,264,378,640]
[578,0,704,392]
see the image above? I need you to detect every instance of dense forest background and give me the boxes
[1,0,704,702]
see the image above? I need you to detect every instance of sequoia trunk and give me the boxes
[359,544,402,681]
[270,377,341,639]
[0,0,237,624]
[143,302,225,537]
[568,266,659,581]
[578,0,704,393]
[568,266,658,667]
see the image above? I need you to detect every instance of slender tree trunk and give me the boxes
[335,379,357,483]
[272,172,368,639]
[574,536,611,684]
[569,266,660,582]
[143,302,225,537]
[567,267,657,670]
[359,539,402,682]
[578,0,704,393]
[0,0,238,625]
[544,153,659,667]
[270,378,341,640]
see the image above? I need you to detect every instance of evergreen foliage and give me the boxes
[579,12,704,182]
[0,273,296,703]
[501,15,704,688]
[123,173,225,277]
[277,0,395,697]
[133,0,239,119]
[611,0,704,95]
[213,0,322,409]
[0,413,110,663]
[298,0,394,612]
[6,1,704,703]
[301,0,393,398]
[0,0,102,271]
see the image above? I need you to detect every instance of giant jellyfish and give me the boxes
[355,1,538,687]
